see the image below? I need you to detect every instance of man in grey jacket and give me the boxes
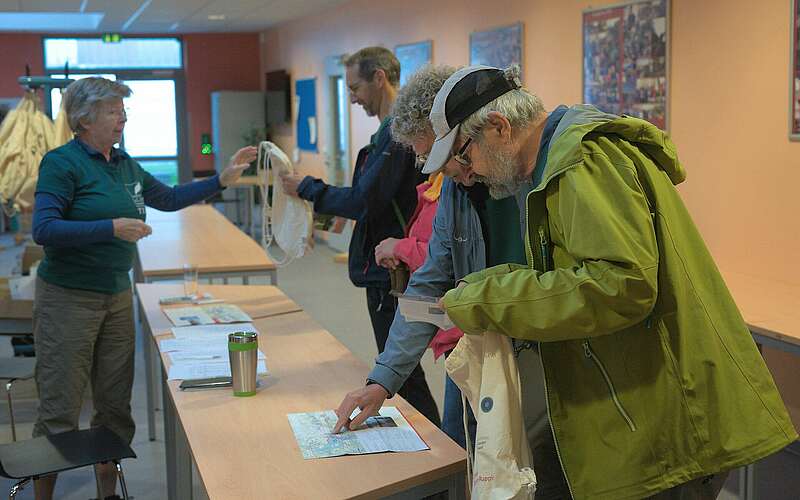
[333,66,532,450]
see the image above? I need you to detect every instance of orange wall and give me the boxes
[183,33,261,173]
[0,34,44,97]
[260,0,800,285]
[0,33,262,174]
[260,0,800,425]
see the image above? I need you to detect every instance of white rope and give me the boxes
[256,141,312,267]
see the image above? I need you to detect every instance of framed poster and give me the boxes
[583,0,669,129]
[295,78,318,152]
[395,40,432,86]
[791,0,800,139]
[470,23,523,71]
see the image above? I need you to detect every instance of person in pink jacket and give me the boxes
[374,171,461,360]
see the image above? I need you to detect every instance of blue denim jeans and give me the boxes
[441,356,477,453]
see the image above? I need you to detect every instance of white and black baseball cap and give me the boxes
[421,65,522,174]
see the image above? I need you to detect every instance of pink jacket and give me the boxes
[394,181,438,272]
[393,173,463,359]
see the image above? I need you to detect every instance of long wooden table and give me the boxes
[137,283,467,499]
[135,204,278,441]
[722,269,800,356]
[720,268,800,500]
[136,205,277,284]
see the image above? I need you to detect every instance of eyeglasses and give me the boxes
[452,137,473,166]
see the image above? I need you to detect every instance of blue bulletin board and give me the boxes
[295,78,318,152]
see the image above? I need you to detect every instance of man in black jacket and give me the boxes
[281,47,439,426]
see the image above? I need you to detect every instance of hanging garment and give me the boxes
[257,141,313,266]
[52,97,73,147]
[0,92,57,213]
[446,331,537,499]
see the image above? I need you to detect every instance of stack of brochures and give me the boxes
[160,323,268,380]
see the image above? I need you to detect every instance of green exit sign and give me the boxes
[201,134,212,155]
[102,33,122,43]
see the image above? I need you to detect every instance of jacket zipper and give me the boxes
[529,190,576,498]
[583,340,637,432]
[540,347,577,499]
[538,227,549,270]
[524,191,534,267]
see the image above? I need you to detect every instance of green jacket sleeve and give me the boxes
[443,152,659,341]
[459,263,528,285]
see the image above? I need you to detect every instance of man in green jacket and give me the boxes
[423,66,798,499]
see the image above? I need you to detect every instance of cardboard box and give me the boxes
[0,277,33,321]
[22,243,43,275]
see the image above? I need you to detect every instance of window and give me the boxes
[44,37,182,70]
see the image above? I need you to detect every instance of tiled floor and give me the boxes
[0,231,796,499]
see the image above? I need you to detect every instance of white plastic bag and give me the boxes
[446,332,537,499]
[257,141,313,266]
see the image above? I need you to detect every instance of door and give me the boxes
[324,55,353,252]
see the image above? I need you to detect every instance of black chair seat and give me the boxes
[0,426,136,479]
[0,357,35,380]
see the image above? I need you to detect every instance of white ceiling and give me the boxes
[0,0,348,33]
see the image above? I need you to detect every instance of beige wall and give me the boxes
[261,0,800,425]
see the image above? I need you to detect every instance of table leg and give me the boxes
[247,186,256,237]
[269,269,278,286]
[144,334,156,442]
[382,469,466,499]
[163,371,177,499]
[139,290,157,442]
[741,464,755,500]
[175,410,194,499]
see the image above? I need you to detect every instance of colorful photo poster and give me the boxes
[395,40,433,87]
[583,0,669,129]
[792,0,800,139]
[470,23,523,72]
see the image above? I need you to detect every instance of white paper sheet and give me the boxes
[397,294,455,330]
[162,323,267,380]
[167,359,268,380]
[287,406,429,459]
[169,323,258,340]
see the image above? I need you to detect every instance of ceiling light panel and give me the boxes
[0,12,104,31]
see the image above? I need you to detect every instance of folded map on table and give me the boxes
[288,407,429,459]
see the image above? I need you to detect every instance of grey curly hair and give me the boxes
[63,77,132,133]
[390,64,458,145]
[459,65,545,140]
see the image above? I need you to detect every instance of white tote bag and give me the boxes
[257,141,313,266]
[446,331,537,499]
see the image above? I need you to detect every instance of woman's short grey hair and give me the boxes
[459,65,545,140]
[390,64,458,146]
[63,77,132,133]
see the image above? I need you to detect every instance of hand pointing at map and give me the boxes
[333,384,390,433]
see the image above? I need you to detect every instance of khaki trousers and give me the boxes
[33,278,136,444]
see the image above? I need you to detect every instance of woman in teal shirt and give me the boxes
[31,77,256,500]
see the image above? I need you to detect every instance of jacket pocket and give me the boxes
[583,340,637,432]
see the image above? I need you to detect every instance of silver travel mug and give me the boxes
[228,332,258,397]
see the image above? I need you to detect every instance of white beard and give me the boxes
[475,146,527,199]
